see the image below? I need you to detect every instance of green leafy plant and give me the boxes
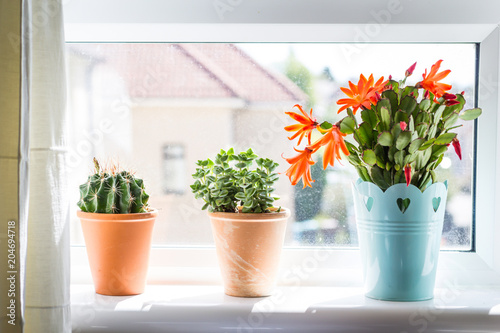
[283,60,482,192]
[338,73,480,191]
[77,158,151,213]
[191,148,280,213]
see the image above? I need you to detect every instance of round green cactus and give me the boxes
[77,158,150,213]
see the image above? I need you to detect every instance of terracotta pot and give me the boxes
[208,208,290,297]
[77,210,158,296]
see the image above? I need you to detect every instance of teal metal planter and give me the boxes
[352,179,448,301]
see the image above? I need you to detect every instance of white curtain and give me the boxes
[24,0,70,331]
[0,0,70,332]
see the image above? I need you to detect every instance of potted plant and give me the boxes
[283,60,482,301]
[76,158,158,296]
[191,148,290,297]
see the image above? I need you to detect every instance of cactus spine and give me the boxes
[77,158,150,213]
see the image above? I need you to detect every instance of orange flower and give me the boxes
[282,147,316,188]
[309,125,349,170]
[337,74,386,114]
[284,104,319,145]
[416,60,452,100]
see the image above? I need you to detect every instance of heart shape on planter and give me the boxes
[363,196,374,212]
[396,198,411,214]
[432,197,441,212]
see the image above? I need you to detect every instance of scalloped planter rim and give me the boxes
[352,180,448,301]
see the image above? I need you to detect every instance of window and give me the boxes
[65,2,500,285]
[162,144,186,195]
[67,42,477,250]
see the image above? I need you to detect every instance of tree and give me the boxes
[284,50,316,107]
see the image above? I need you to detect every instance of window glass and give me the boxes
[67,43,476,250]
[162,144,186,195]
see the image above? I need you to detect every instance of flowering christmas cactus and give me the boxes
[283,60,482,191]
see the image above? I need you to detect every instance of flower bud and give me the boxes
[404,164,412,187]
[443,93,459,106]
[405,62,417,77]
[443,93,457,100]
[452,137,462,160]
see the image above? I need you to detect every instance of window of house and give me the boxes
[67,42,477,251]
[162,144,186,195]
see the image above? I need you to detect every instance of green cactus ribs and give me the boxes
[77,158,150,213]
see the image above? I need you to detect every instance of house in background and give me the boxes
[66,43,307,245]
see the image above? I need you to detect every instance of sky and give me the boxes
[239,43,476,88]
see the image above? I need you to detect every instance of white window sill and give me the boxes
[72,284,500,333]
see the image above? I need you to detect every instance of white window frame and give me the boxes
[65,0,500,287]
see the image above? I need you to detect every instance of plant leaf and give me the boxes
[460,108,482,121]
[396,131,412,150]
[394,110,409,124]
[433,105,446,123]
[381,90,398,113]
[431,145,448,161]
[409,138,425,154]
[320,121,333,130]
[355,166,372,182]
[443,112,460,129]
[346,152,362,166]
[377,131,393,146]
[388,146,397,163]
[402,86,419,100]
[399,95,418,115]
[391,122,402,140]
[380,107,391,131]
[347,108,357,123]
[415,149,432,170]
[435,132,457,145]
[394,150,404,166]
[362,149,376,166]
[416,122,429,138]
[340,117,356,134]
[404,152,418,165]
[358,122,374,146]
[419,99,431,111]
[370,166,389,190]
[416,111,431,124]
[361,108,378,128]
